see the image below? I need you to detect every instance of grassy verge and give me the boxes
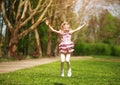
[92,55,120,59]
[0,57,120,85]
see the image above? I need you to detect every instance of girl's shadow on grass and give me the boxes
[54,82,66,85]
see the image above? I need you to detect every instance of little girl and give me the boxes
[45,20,86,77]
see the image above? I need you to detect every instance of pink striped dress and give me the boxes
[59,32,74,54]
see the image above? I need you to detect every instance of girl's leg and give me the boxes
[60,53,65,77]
[66,53,72,77]
[66,53,71,69]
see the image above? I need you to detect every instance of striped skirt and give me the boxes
[59,42,74,54]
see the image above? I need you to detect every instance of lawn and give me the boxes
[0,56,120,85]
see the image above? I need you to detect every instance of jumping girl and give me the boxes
[45,20,86,77]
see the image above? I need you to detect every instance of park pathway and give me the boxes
[0,56,92,74]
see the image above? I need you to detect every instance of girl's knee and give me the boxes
[66,58,70,62]
[60,53,65,62]
[61,59,65,62]
[66,54,71,62]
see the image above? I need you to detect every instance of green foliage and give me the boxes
[74,42,120,57]
[18,31,36,56]
[38,22,48,55]
[103,13,117,32]
[74,42,88,55]
[99,13,120,45]
[0,58,120,85]
[94,43,111,55]
[111,45,120,57]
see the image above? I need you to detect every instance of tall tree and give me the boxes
[1,0,53,57]
[0,2,3,58]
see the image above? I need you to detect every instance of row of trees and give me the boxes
[0,0,120,59]
[0,0,77,59]
[0,0,53,58]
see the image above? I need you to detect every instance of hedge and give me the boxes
[74,42,120,57]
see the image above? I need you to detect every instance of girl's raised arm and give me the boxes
[71,21,86,34]
[45,20,61,34]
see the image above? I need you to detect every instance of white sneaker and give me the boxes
[67,68,72,77]
[61,69,64,77]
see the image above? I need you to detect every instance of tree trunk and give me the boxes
[0,15,2,58]
[0,43,2,58]
[54,37,59,56]
[46,29,52,57]
[34,29,42,57]
[8,29,19,58]
[8,42,18,58]
[0,30,2,57]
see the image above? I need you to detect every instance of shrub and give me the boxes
[94,43,111,56]
[74,42,94,56]
[111,45,120,57]
[74,42,85,55]
[74,42,112,56]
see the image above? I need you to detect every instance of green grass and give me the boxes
[0,57,120,85]
[92,55,120,59]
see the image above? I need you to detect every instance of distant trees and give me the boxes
[98,12,120,45]
[1,0,76,58]
[73,0,120,44]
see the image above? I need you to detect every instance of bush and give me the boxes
[111,45,120,57]
[74,42,112,56]
[74,42,85,55]
[94,43,111,56]
[74,42,94,56]
[82,43,94,55]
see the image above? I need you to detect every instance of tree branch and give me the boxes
[1,0,13,32]
[18,0,53,39]
[16,0,25,21]
[19,0,42,28]
[28,0,32,13]
[21,0,29,20]
[12,0,17,10]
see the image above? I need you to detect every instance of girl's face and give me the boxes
[62,23,70,32]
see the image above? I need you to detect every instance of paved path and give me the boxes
[0,56,92,74]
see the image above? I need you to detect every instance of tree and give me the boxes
[0,2,3,58]
[1,0,53,57]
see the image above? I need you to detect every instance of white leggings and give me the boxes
[60,53,71,71]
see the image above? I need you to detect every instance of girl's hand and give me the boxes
[83,21,87,25]
[45,20,50,25]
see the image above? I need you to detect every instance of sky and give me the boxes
[73,0,120,21]
[0,13,6,36]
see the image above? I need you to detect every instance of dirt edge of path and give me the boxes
[0,56,92,74]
